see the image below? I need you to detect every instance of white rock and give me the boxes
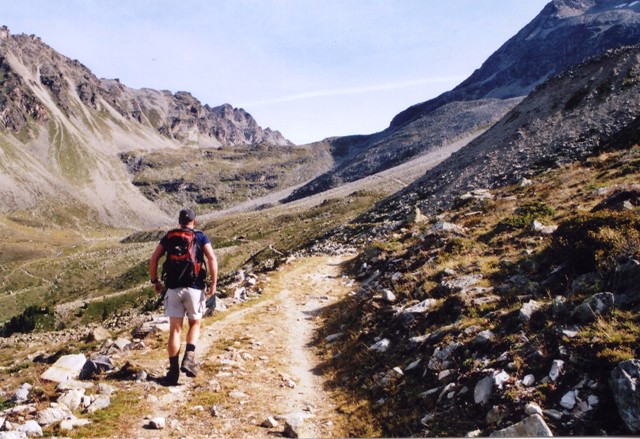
[148,417,165,430]
[525,402,543,416]
[381,289,397,303]
[56,380,94,391]
[369,338,391,353]
[36,404,72,426]
[474,376,494,405]
[549,359,565,382]
[12,384,32,404]
[560,390,577,410]
[86,394,111,413]
[402,298,439,314]
[489,414,552,437]
[325,333,344,342]
[522,374,536,387]
[18,420,43,437]
[59,418,91,431]
[261,417,279,428]
[40,354,87,383]
[493,371,510,389]
[58,389,85,412]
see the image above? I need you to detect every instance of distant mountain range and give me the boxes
[285,0,640,202]
[2,0,640,228]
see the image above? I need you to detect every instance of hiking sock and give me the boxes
[186,343,196,353]
[169,355,180,372]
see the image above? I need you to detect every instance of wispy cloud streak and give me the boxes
[240,75,466,107]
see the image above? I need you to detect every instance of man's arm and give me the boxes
[203,243,218,296]
[149,243,165,294]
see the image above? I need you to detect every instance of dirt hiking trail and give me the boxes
[131,254,356,438]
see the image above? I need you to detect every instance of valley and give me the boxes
[2,0,640,436]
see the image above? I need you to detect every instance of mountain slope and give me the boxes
[364,44,640,223]
[0,27,301,228]
[286,0,640,203]
[391,0,640,128]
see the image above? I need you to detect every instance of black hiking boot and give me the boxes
[157,367,179,386]
[181,351,198,377]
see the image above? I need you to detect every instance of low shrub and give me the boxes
[497,201,556,231]
[552,211,640,274]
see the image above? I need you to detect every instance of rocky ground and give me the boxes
[0,255,359,438]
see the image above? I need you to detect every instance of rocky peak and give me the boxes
[390,0,640,129]
[0,26,293,148]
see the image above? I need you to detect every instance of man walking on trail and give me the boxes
[149,208,218,386]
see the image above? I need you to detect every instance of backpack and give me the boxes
[161,228,206,288]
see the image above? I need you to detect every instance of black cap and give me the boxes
[178,208,196,224]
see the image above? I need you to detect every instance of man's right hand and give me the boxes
[153,281,164,294]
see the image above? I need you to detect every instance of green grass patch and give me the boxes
[64,389,149,438]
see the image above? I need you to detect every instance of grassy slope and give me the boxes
[312,143,640,436]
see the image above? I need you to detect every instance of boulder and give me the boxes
[474,376,494,405]
[519,300,544,323]
[571,292,615,323]
[79,355,115,379]
[40,354,87,383]
[86,326,111,342]
[610,259,640,307]
[85,394,111,414]
[489,414,552,437]
[18,420,43,437]
[610,359,640,433]
[58,389,85,412]
[36,404,72,426]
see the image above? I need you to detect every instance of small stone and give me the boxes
[525,402,543,416]
[549,359,564,382]
[261,417,278,428]
[543,409,563,420]
[381,289,397,303]
[148,417,165,430]
[522,374,535,387]
[369,338,391,353]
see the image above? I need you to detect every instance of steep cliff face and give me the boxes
[0,27,298,228]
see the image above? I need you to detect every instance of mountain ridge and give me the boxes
[0,26,304,228]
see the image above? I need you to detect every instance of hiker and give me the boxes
[149,208,218,386]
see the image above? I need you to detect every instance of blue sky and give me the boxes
[2,1,550,144]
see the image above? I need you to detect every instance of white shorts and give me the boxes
[164,287,206,320]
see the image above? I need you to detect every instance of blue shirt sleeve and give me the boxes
[196,231,210,247]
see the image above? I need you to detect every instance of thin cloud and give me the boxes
[240,75,466,107]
